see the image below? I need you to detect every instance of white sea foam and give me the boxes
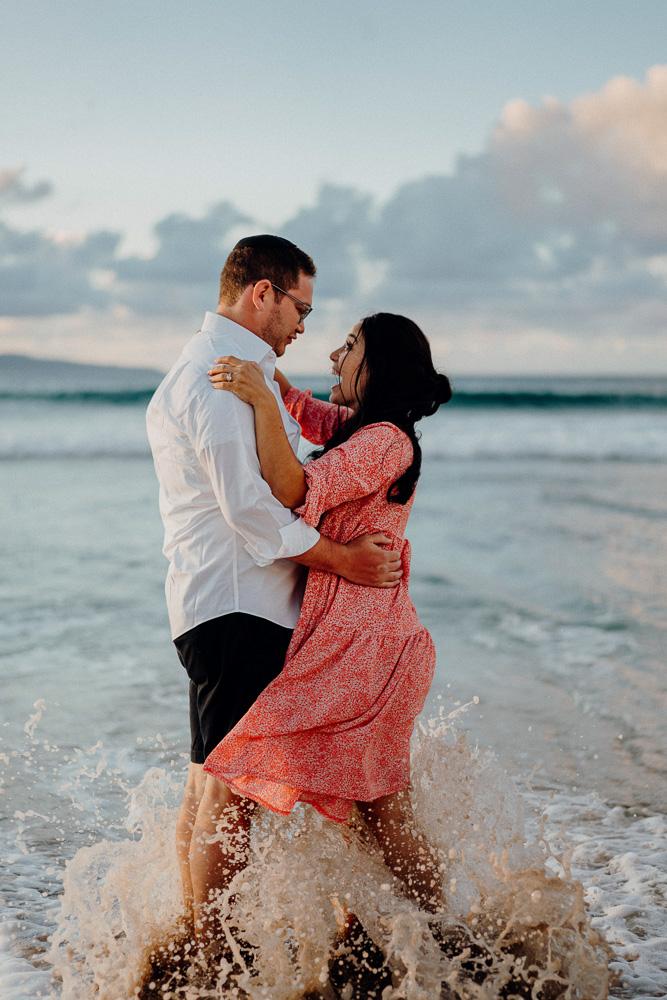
[418,410,667,464]
[11,710,613,998]
[0,402,151,459]
[531,791,667,999]
[0,922,52,1000]
[1,698,666,998]
[494,612,637,674]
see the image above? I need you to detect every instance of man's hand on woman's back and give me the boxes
[292,533,402,587]
[340,533,403,587]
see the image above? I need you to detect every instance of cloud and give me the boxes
[0,167,53,204]
[0,178,248,318]
[113,187,373,312]
[0,220,120,317]
[282,184,374,298]
[2,66,667,364]
[371,65,667,323]
[112,201,250,315]
[116,202,248,284]
[492,65,667,252]
[0,167,122,316]
[368,163,534,304]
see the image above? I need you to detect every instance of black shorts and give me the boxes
[173,612,293,765]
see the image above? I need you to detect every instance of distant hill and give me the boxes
[0,355,164,393]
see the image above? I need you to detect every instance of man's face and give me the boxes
[263,272,314,357]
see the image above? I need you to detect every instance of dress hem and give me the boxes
[202,763,410,824]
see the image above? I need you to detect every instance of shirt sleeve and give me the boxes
[190,386,320,566]
[283,387,352,445]
[294,422,413,528]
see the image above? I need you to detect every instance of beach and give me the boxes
[1,369,666,997]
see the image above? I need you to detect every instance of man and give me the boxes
[146,235,402,946]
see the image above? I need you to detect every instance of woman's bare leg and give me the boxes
[189,774,257,944]
[175,763,208,931]
[357,789,444,913]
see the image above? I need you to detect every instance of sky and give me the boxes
[1,0,667,374]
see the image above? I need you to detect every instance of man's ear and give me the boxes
[251,279,273,313]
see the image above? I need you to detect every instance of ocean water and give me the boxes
[1,369,666,998]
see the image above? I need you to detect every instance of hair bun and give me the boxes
[435,372,453,406]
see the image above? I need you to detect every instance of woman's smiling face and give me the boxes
[329,324,366,409]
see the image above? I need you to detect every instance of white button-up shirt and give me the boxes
[146,311,320,639]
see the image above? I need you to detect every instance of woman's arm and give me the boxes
[273,367,354,444]
[283,387,352,445]
[208,355,306,509]
[253,394,307,508]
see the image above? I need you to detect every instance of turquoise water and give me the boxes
[1,374,666,997]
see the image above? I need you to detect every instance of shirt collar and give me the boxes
[200,311,276,368]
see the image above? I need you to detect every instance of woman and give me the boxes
[203,312,452,914]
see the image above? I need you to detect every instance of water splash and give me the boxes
[41,705,612,999]
[23,699,47,740]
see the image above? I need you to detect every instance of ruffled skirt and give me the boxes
[203,625,435,823]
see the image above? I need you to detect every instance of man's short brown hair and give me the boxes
[219,234,316,305]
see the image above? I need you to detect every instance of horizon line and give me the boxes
[1,352,667,380]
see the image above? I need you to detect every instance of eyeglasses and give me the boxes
[271,283,313,322]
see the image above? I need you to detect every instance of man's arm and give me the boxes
[291,533,403,588]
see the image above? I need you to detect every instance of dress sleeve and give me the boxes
[294,422,413,527]
[283,387,352,445]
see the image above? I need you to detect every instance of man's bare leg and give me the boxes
[357,789,444,913]
[175,763,208,931]
[189,773,257,944]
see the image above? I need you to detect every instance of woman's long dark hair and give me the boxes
[317,313,452,504]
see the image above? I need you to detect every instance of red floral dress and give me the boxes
[203,389,436,823]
